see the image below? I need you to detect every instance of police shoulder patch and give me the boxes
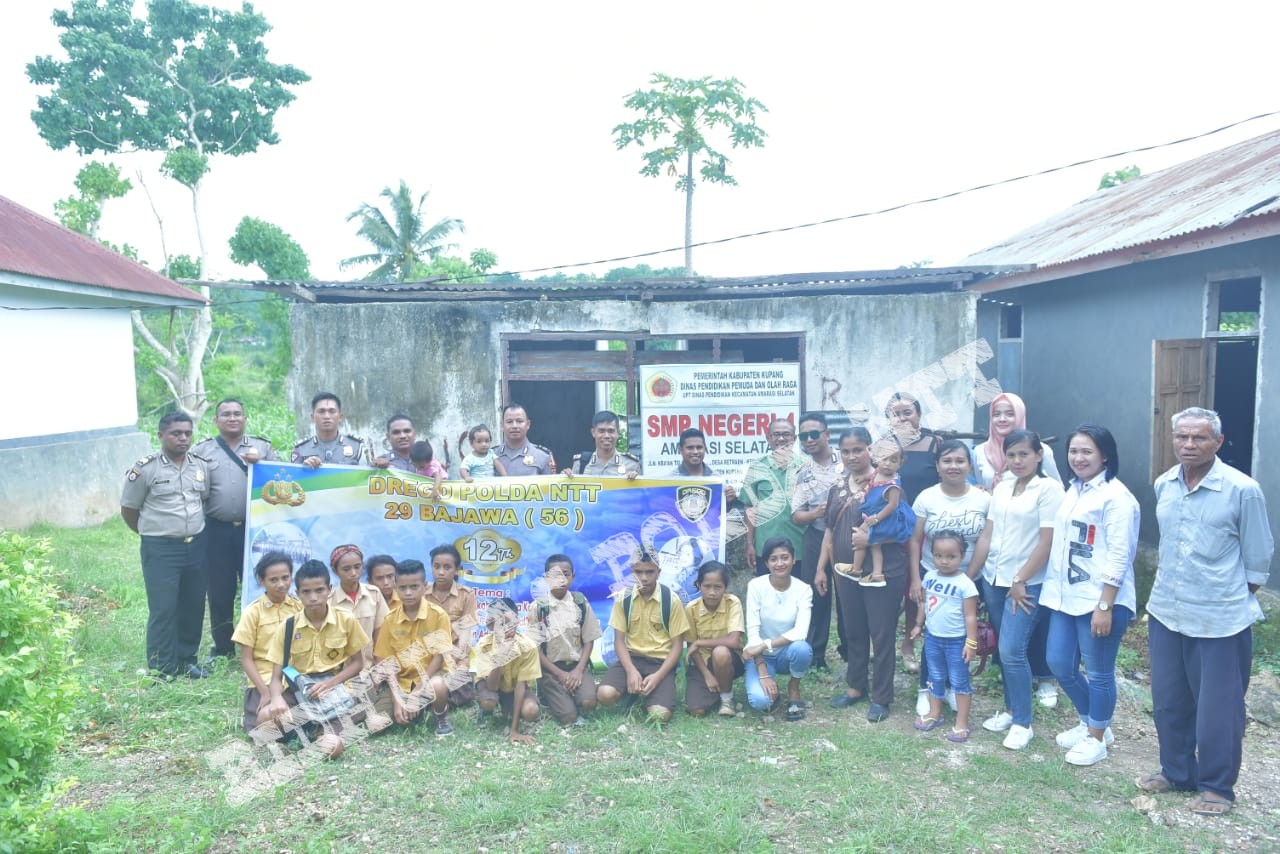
[293,436,314,448]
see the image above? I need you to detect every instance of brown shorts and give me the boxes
[443,672,475,707]
[600,655,678,711]
[684,650,745,712]
[369,682,431,723]
[538,661,599,721]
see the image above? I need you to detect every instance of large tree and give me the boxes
[341,181,465,283]
[613,74,767,275]
[27,0,308,420]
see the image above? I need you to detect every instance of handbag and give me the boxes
[281,616,358,723]
[971,612,999,676]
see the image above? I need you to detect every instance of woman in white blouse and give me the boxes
[743,537,813,722]
[1041,424,1139,767]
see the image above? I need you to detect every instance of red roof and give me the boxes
[0,195,204,303]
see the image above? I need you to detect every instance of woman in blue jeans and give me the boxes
[970,430,1064,750]
[743,537,814,721]
[1041,424,1139,766]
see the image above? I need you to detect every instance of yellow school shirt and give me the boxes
[372,600,454,692]
[330,582,389,659]
[232,593,304,683]
[266,606,369,675]
[535,592,603,663]
[470,633,542,692]
[608,587,691,659]
[684,594,745,664]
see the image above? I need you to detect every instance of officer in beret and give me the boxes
[292,391,365,468]
[120,411,211,680]
[493,403,556,476]
[570,411,641,478]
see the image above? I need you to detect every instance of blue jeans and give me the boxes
[984,582,1043,726]
[746,641,813,710]
[924,633,972,697]
[1045,606,1132,730]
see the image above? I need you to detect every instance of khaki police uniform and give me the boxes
[493,442,556,476]
[573,450,642,477]
[290,434,366,466]
[192,434,279,656]
[121,451,211,676]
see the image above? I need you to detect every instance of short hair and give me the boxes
[501,403,527,418]
[678,427,706,447]
[798,412,828,429]
[695,560,729,587]
[839,426,873,446]
[935,438,971,463]
[760,536,795,559]
[215,398,245,415]
[311,391,341,411]
[488,597,518,618]
[1172,406,1222,439]
[469,424,493,443]
[158,411,193,432]
[544,553,573,572]
[395,558,427,579]
[295,559,331,586]
[885,391,922,417]
[592,410,621,428]
[364,554,397,580]
[430,543,462,566]
[410,440,434,464]
[386,413,414,432]
[1003,429,1046,478]
[253,550,293,581]
[930,530,968,556]
[769,418,795,433]
[1069,423,1120,481]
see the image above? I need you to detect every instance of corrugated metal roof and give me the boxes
[0,195,203,304]
[964,128,1280,270]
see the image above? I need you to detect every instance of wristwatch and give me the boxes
[1097,601,1111,612]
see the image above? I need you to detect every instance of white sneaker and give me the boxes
[916,689,931,717]
[944,689,957,712]
[1003,724,1034,750]
[1064,735,1108,766]
[982,710,1014,732]
[1056,722,1115,749]
[1036,681,1058,708]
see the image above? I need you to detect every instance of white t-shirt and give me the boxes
[745,575,813,651]
[922,569,980,638]
[985,475,1064,586]
[912,485,991,578]
[972,442,1063,490]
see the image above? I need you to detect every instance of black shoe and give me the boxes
[867,702,890,723]
[184,663,211,680]
[830,692,868,709]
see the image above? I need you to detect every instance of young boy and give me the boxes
[533,554,602,725]
[597,547,691,722]
[472,597,542,745]
[425,544,479,707]
[264,560,379,759]
[370,559,455,735]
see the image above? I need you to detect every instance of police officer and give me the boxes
[120,412,211,680]
[494,403,556,475]
[291,391,365,468]
[369,414,417,472]
[192,398,279,661]
[570,411,641,478]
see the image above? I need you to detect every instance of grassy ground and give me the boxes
[24,520,1280,852]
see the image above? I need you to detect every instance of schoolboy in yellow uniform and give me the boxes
[472,597,542,744]
[683,561,746,717]
[533,554,602,725]
[597,548,691,722]
[370,559,455,735]
[232,551,303,733]
[426,544,479,706]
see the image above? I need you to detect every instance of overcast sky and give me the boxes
[3,1,1278,283]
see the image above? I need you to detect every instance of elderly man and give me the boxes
[1138,407,1273,816]
[739,418,805,577]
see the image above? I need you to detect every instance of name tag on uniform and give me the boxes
[343,446,353,457]
[524,455,534,466]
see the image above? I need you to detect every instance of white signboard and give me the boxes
[640,363,802,485]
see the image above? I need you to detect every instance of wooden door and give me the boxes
[1151,339,1213,478]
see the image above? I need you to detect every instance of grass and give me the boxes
[18,519,1279,852]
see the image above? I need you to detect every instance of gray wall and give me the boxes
[1,429,150,529]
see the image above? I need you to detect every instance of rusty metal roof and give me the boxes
[0,195,203,304]
[964,128,1280,273]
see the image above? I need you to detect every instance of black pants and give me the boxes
[797,526,843,664]
[836,572,904,707]
[141,533,208,675]
[205,518,246,655]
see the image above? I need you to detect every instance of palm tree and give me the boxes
[340,181,464,282]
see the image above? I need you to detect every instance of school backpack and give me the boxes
[621,584,673,634]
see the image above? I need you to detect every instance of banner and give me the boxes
[639,362,801,486]
[242,463,725,664]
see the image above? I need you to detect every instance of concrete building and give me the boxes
[0,195,205,529]
[965,128,1280,583]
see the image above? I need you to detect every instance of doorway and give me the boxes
[1212,338,1257,474]
[507,380,596,475]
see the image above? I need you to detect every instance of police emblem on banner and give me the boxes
[676,485,712,523]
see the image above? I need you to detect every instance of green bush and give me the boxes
[0,533,82,852]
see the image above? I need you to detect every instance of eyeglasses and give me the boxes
[798,430,824,441]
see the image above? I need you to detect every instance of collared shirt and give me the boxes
[608,586,692,659]
[192,434,278,522]
[683,594,745,665]
[1149,458,1273,638]
[740,451,806,560]
[535,592,603,663]
[790,453,843,533]
[121,452,209,537]
[291,434,365,465]
[330,582,389,660]
[985,475,1064,586]
[380,452,415,473]
[426,581,479,631]
[372,600,453,691]
[493,442,555,476]
[745,575,812,650]
[575,451,642,477]
[668,462,718,477]
[470,632,542,690]
[1041,473,1139,616]
[266,606,369,675]
[232,593,304,683]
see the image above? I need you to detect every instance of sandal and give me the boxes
[785,701,805,722]
[945,727,971,743]
[1188,794,1232,816]
[902,652,920,674]
[1135,773,1174,794]
[914,716,944,732]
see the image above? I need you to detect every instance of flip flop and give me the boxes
[1135,772,1174,794]
[1188,794,1233,816]
[914,716,944,732]
[785,702,806,722]
[945,727,971,743]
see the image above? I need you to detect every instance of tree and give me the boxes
[1099,165,1142,189]
[613,74,767,275]
[229,216,311,281]
[27,0,308,420]
[341,181,465,282]
[53,161,132,239]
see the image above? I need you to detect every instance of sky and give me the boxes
[3,1,1280,283]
